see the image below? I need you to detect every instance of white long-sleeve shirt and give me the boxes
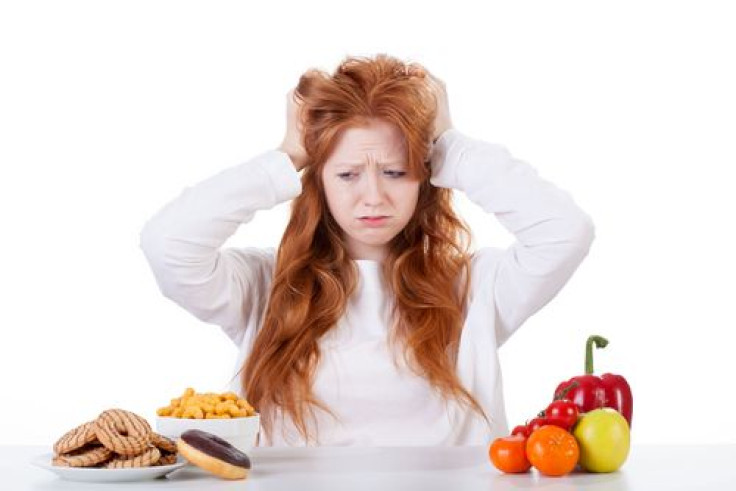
[139,129,595,447]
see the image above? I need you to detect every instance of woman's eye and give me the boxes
[337,170,406,180]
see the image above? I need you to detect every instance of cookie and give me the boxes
[53,420,98,455]
[93,409,152,456]
[155,453,178,466]
[52,444,112,467]
[151,432,177,453]
[104,446,161,469]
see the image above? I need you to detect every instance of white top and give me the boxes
[139,129,595,447]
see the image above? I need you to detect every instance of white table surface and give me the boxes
[5,444,736,490]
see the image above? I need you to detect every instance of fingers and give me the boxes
[283,88,305,135]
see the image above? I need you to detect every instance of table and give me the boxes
[4,444,735,490]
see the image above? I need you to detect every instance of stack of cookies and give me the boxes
[53,408,177,468]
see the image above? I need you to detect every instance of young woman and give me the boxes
[140,54,595,447]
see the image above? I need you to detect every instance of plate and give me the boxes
[31,453,187,482]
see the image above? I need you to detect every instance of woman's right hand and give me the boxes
[426,72,453,144]
[277,88,308,171]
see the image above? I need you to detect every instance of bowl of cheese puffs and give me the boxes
[155,388,260,452]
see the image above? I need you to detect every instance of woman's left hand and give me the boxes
[426,72,453,143]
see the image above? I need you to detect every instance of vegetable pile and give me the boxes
[489,335,633,477]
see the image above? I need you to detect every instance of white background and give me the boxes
[1,0,734,446]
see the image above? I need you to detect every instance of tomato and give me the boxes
[545,400,579,431]
[526,425,580,477]
[511,425,531,438]
[527,417,550,433]
[489,435,532,474]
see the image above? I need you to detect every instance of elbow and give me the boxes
[565,212,596,261]
[576,213,596,250]
[139,220,159,262]
[138,218,169,274]
[138,222,179,301]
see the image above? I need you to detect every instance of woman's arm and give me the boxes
[430,129,595,344]
[139,149,302,340]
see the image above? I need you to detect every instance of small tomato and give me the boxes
[545,400,579,431]
[527,417,550,433]
[489,435,532,474]
[511,425,532,438]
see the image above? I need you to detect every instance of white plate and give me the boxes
[31,453,187,482]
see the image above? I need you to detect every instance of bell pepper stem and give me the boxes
[585,335,609,374]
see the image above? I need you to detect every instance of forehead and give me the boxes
[325,120,407,166]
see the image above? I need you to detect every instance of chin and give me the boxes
[350,233,394,246]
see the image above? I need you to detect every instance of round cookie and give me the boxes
[104,446,161,469]
[177,429,250,480]
[53,420,98,455]
[155,453,179,466]
[94,409,152,456]
[151,432,177,453]
[150,432,178,466]
[53,445,112,467]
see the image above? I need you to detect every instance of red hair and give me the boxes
[242,54,488,443]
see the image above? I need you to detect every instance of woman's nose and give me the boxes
[362,171,384,205]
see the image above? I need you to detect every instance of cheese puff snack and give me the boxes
[157,388,256,419]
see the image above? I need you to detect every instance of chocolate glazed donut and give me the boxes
[177,430,251,480]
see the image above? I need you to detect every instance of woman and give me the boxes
[140,54,595,447]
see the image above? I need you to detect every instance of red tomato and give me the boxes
[545,400,579,431]
[511,425,532,438]
[527,417,550,433]
[489,435,532,474]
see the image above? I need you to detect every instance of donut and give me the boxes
[176,429,251,480]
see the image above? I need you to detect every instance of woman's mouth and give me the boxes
[359,216,389,226]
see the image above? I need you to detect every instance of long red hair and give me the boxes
[242,54,488,443]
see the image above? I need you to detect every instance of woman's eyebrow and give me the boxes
[337,161,406,168]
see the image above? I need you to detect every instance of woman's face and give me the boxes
[322,119,420,262]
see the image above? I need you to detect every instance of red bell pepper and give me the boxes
[553,335,633,428]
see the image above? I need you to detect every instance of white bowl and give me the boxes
[156,414,260,453]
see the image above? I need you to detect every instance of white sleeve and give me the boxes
[139,150,302,341]
[430,129,595,344]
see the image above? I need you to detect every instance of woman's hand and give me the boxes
[427,72,453,143]
[277,88,308,171]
